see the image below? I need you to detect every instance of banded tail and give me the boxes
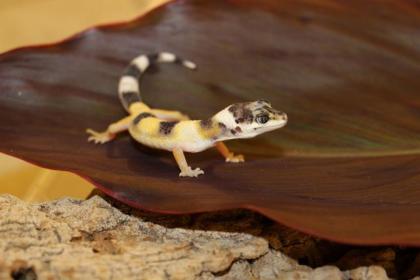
[118,52,197,112]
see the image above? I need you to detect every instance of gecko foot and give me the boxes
[226,153,245,163]
[179,167,204,177]
[86,128,115,144]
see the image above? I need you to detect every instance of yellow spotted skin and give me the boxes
[130,116,161,138]
[86,52,287,177]
[128,110,217,153]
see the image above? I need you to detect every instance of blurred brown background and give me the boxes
[0,0,169,53]
[0,0,169,201]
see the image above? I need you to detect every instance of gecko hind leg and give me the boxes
[172,147,204,177]
[216,142,245,163]
[86,115,132,144]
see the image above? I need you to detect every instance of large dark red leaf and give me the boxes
[1,0,420,245]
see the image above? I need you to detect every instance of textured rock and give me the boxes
[344,266,390,280]
[0,194,396,279]
[0,194,267,279]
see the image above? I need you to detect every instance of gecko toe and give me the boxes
[179,167,204,177]
[226,154,245,163]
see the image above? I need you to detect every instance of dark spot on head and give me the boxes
[242,108,254,123]
[133,112,155,124]
[228,104,239,114]
[228,103,254,124]
[230,129,236,135]
[258,99,270,104]
[200,119,213,129]
[218,122,227,130]
[159,121,179,135]
[235,126,242,133]
[263,105,279,114]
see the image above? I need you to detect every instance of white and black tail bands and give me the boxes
[118,52,197,112]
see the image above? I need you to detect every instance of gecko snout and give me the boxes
[276,112,287,123]
[281,113,287,121]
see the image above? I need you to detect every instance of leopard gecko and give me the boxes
[86,52,287,177]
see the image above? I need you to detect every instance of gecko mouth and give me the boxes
[254,121,287,133]
[262,115,288,130]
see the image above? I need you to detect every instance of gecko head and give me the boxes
[212,100,287,139]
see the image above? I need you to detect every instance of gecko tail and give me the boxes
[118,52,197,112]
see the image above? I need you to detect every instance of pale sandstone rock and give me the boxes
[344,266,389,280]
[0,195,393,280]
[250,249,310,279]
[311,266,343,280]
[0,194,267,279]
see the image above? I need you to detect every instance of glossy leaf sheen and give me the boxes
[1,0,420,245]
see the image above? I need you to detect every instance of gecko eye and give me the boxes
[256,114,269,124]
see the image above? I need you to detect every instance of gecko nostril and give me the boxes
[281,113,288,121]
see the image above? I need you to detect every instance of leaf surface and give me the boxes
[1,0,420,245]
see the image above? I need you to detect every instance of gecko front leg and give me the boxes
[86,115,133,144]
[172,147,204,177]
[215,142,245,163]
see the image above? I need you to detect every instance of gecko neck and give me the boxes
[198,117,231,142]
[198,114,242,143]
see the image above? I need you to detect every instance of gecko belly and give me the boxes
[128,123,215,153]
